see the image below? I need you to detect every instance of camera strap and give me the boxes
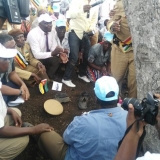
[118,120,146,158]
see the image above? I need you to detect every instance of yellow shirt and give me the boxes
[68,0,98,39]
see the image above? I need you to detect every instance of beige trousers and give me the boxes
[111,44,137,98]
[0,108,29,160]
[38,131,68,160]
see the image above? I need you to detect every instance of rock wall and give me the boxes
[123,0,160,153]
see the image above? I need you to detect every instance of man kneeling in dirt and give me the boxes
[38,76,128,160]
[0,44,53,160]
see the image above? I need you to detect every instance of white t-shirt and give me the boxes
[0,81,7,128]
[137,152,160,160]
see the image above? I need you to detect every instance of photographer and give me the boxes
[114,99,160,160]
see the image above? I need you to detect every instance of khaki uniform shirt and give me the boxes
[15,43,40,80]
[107,0,132,53]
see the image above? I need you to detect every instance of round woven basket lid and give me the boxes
[44,99,63,115]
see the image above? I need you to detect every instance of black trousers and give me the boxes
[40,56,60,79]
[63,31,91,80]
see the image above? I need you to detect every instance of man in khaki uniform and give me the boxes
[8,29,48,86]
[107,0,137,98]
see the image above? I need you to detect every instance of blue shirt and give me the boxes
[63,107,127,160]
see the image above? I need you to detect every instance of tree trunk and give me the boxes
[123,0,160,153]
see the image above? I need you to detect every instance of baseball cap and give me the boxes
[94,76,119,101]
[0,43,17,58]
[38,13,53,23]
[103,31,114,43]
[52,3,60,12]
[56,19,66,27]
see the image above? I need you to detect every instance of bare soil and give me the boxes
[15,70,99,160]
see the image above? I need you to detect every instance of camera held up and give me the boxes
[122,92,159,125]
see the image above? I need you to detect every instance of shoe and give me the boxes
[8,97,24,107]
[62,79,76,87]
[54,92,71,103]
[78,75,90,83]
[78,91,89,110]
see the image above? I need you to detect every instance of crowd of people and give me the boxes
[0,0,160,160]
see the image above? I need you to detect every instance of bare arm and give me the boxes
[0,124,52,138]
[8,70,25,86]
[0,124,53,138]
[0,126,35,138]
[114,130,140,160]
[114,105,145,160]
[8,71,30,100]
[1,85,21,96]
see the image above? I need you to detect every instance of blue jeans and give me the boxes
[63,31,91,80]
[2,80,20,104]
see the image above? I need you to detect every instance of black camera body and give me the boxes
[122,92,159,125]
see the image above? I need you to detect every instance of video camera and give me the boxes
[122,92,159,125]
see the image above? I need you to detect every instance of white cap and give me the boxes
[0,43,17,58]
[38,13,53,23]
[94,76,119,101]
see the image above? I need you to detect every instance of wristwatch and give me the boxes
[19,90,23,96]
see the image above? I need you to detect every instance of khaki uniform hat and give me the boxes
[44,99,63,115]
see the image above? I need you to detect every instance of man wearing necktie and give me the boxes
[27,13,68,80]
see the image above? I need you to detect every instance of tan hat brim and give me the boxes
[44,99,63,115]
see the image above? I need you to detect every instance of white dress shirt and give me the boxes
[68,0,98,39]
[98,0,116,29]
[27,26,57,59]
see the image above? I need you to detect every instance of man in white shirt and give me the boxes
[0,44,53,160]
[27,13,68,80]
[98,0,116,29]
[62,0,98,87]
[30,6,47,30]
[114,94,160,160]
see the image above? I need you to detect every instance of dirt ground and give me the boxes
[14,69,100,160]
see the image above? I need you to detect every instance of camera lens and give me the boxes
[122,98,139,110]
